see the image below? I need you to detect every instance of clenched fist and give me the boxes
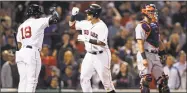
[49,7,56,13]
[72,7,79,15]
[49,7,59,18]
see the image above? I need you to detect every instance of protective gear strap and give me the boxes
[140,21,151,39]
[158,84,170,93]
[140,74,152,93]
[140,74,152,87]
[143,74,152,82]
[157,73,170,93]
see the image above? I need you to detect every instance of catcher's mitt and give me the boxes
[160,55,167,65]
[158,50,168,65]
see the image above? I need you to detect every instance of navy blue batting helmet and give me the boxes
[26,4,43,17]
[85,4,102,18]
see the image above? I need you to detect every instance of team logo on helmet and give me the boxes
[141,4,158,22]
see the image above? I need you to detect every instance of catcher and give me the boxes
[135,4,170,93]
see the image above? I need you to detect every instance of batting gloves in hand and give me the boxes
[49,7,59,18]
[49,7,56,13]
[72,7,79,15]
[77,35,89,42]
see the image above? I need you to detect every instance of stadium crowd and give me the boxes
[0,1,186,90]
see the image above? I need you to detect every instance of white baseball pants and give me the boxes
[80,49,115,93]
[16,46,41,92]
[136,51,164,81]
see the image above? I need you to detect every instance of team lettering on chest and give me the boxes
[84,30,98,38]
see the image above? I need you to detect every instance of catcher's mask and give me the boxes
[141,4,158,22]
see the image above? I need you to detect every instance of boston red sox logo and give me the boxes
[84,30,98,38]
[84,30,89,35]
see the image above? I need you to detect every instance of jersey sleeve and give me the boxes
[75,21,83,30]
[97,25,108,44]
[40,16,51,29]
[135,24,146,40]
[16,26,22,43]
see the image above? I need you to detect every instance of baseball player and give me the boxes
[69,4,116,93]
[135,4,170,93]
[15,4,59,92]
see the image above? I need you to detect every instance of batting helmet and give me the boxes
[85,4,102,18]
[26,4,43,18]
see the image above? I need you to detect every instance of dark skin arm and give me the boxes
[48,7,59,25]
[17,42,22,50]
[69,18,76,27]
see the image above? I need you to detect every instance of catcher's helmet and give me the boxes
[141,4,158,22]
[85,4,102,18]
[26,4,43,17]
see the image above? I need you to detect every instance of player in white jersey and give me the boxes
[15,4,59,92]
[135,4,170,93]
[69,4,116,93]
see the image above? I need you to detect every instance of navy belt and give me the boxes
[26,45,32,49]
[26,45,39,51]
[89,51,103,55]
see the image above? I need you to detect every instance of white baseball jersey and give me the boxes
[75,20,115,92]
[17,17,50,50]
[16,16,51,92]
[135,23,159,51]
[75,20,109,52]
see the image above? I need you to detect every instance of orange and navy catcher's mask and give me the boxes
[141,4,158,22]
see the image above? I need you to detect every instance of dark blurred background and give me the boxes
[0,1,186,91]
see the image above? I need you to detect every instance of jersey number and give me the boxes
[21,26,32,39]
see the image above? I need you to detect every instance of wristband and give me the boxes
[141,52,147,59]
[70,15,76,22]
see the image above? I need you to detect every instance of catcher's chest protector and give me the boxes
[140,21,160,48]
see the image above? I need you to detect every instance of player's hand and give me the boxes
[77,35,89,42]
[72,7,79,15]
[142,59,148,67]
[49,7,59,18]
[49,7,56,13]
[77,35,84,41]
